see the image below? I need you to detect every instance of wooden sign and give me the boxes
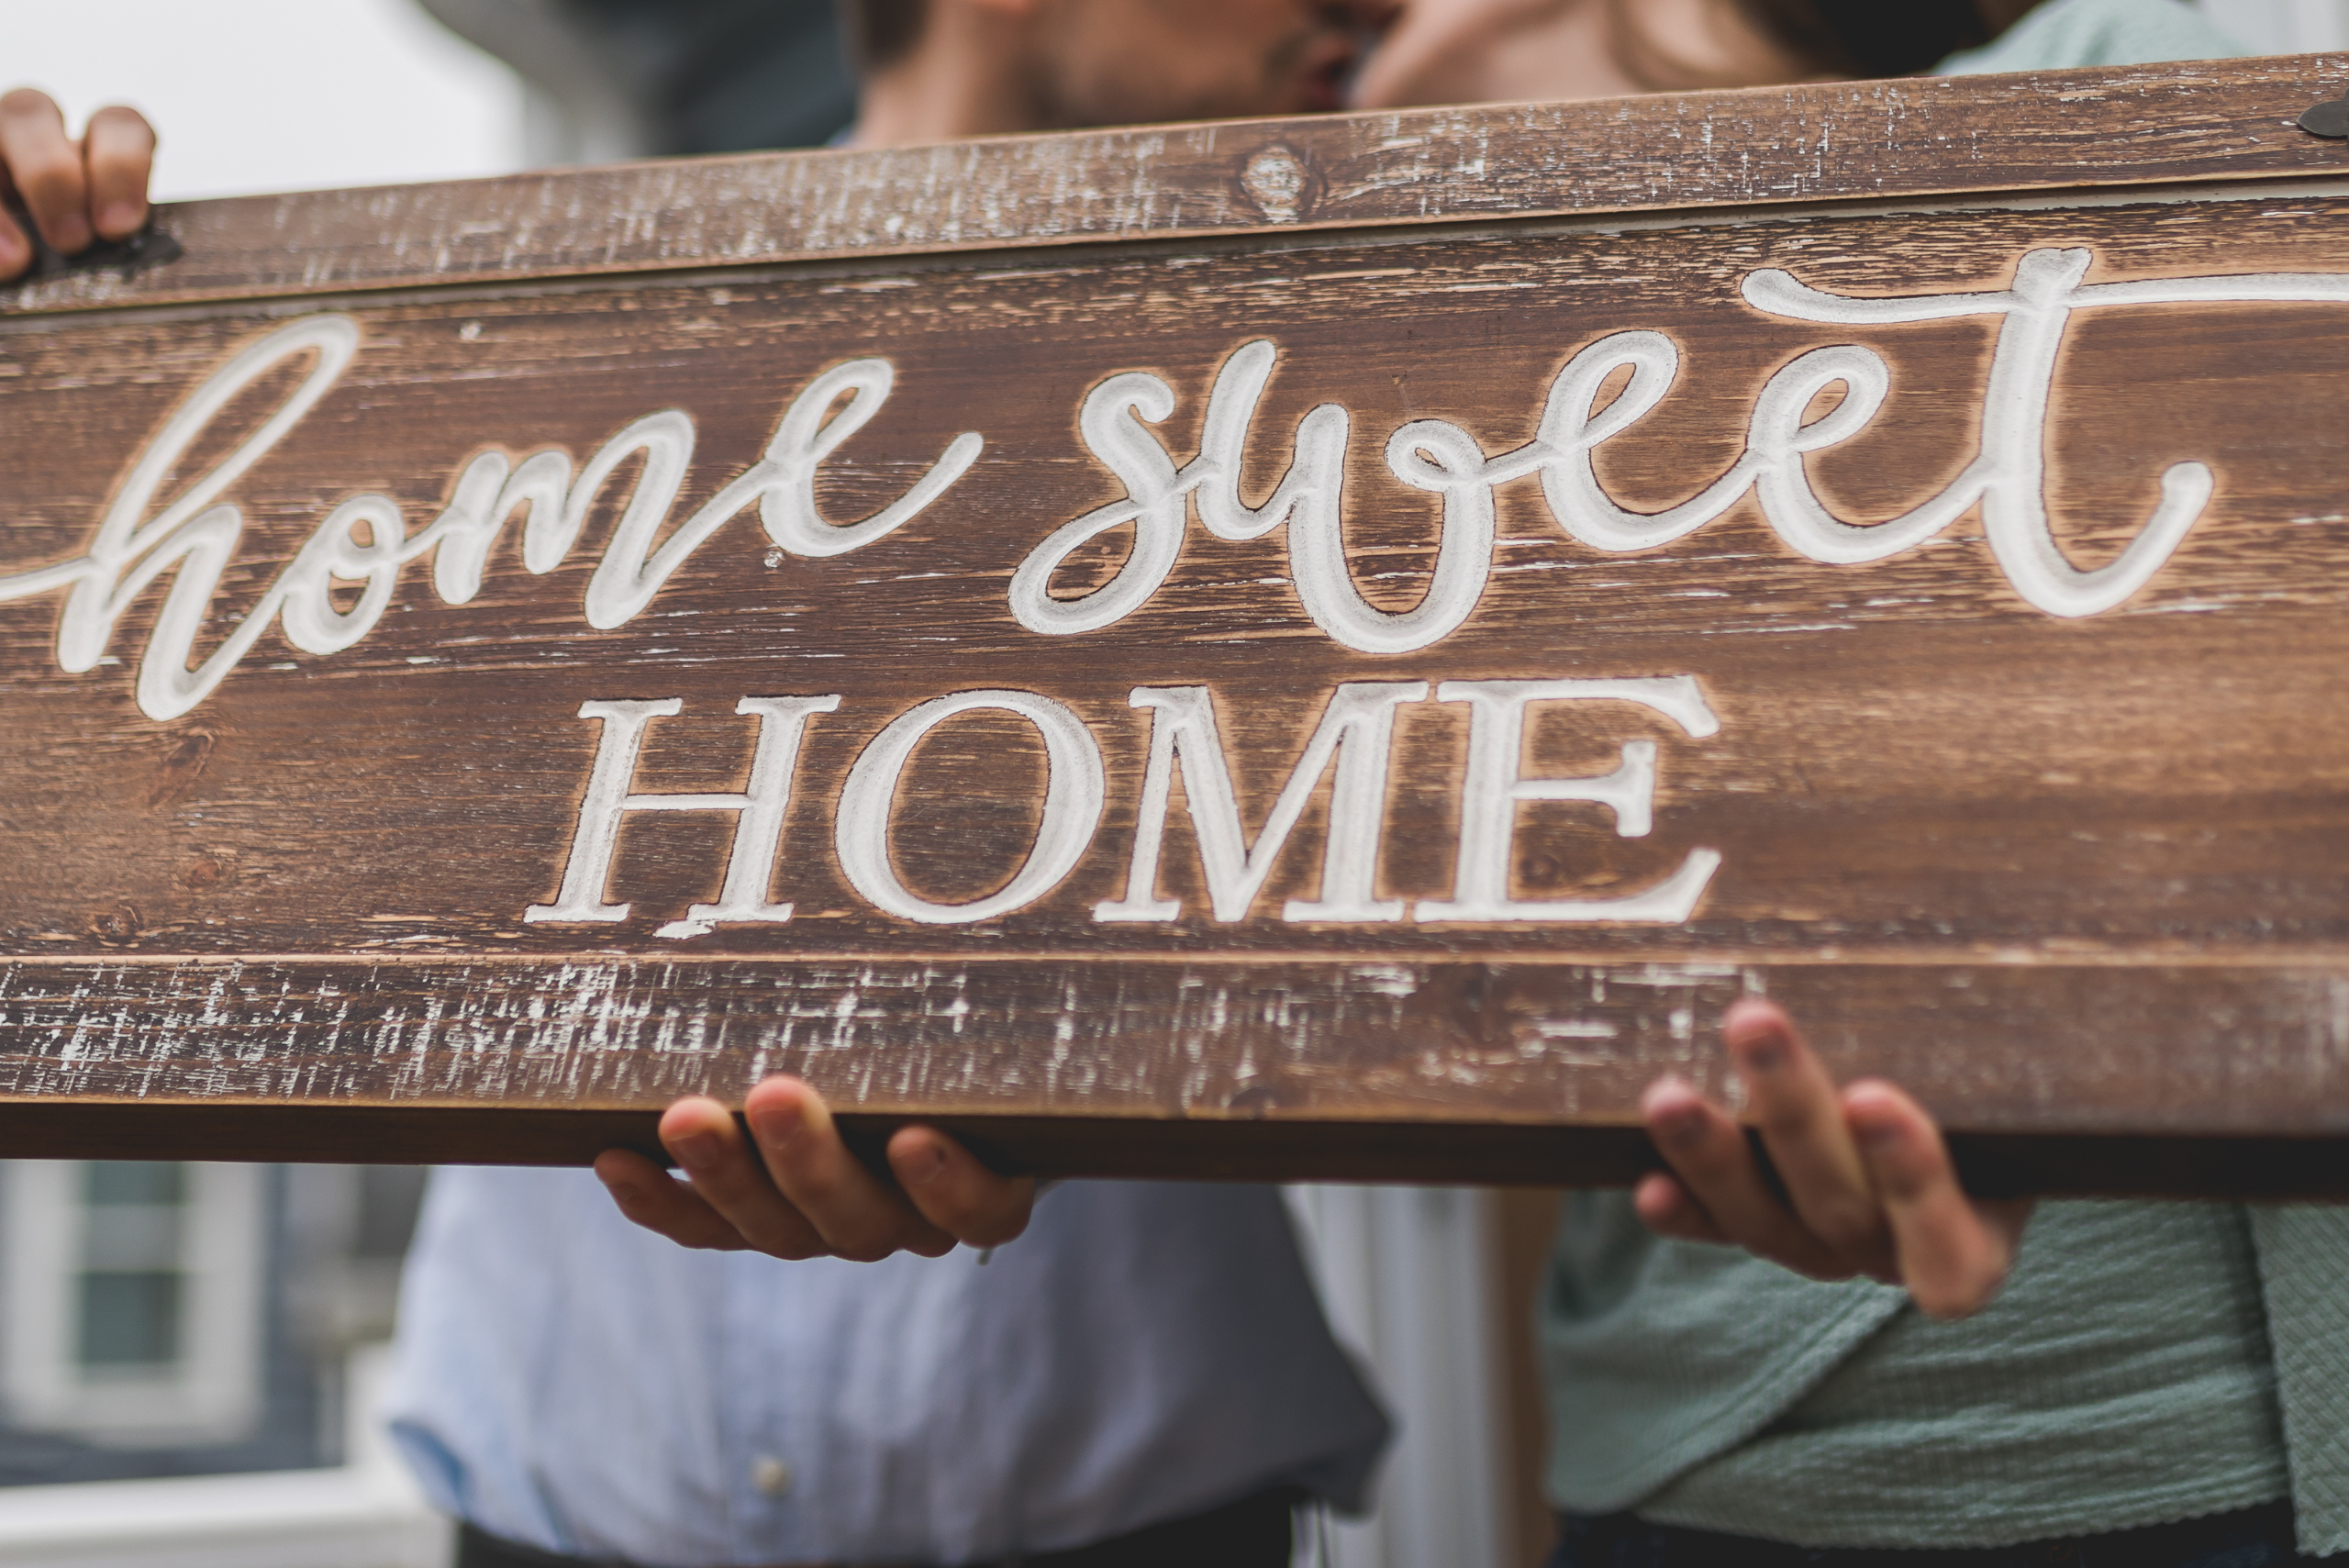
[6,56,2349,1191]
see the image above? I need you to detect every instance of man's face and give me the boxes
[1027,0,1373,128]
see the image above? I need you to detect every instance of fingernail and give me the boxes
[1650,1101,1706,1143]
[900,1145,947,1186]
[749,1100,804,1147]
[1739,1039,1785,1073]
[669,1129,718,1170]
[100,201,141,236]
[1854,1117,1901,1151]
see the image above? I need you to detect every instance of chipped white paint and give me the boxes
[1241,147,1308,223]
[17,957,2346,1149]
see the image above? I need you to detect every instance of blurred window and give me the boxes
[2,1162,266,1450]
[77,1161,192,1370]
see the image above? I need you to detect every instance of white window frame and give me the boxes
[2,1162,267,1448]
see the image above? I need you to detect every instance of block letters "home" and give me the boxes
[525,678,1723,934]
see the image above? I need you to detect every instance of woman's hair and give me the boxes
[836,0,928,73]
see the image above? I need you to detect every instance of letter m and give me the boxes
[1095,683,1425,925]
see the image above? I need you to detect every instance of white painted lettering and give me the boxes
[1095,681,1426,924]
[524,695,839,931]
[1526,329,1757,551]
[1013,249,2349,649]
[1735,247,2349,615]
[1012,339,1498,652]
[834,689,1106,925]
[1006,373,1187,635]
[0,318,981,721]
[1417,677,1723,924]
[16,248,2349,726]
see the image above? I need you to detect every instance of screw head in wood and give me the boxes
[2300,96,2349,138]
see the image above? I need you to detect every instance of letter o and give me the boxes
[280,494,406,655]
[835,689,1106,924]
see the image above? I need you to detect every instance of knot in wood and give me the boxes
[1241,147,1308,224]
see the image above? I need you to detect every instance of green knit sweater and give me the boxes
[1539,17,2349,1553]
[1545,1200,2349,1553]
[1543,1200,2294,1546]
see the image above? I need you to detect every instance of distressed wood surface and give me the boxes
[3,53,2349,317]
[6,72,2349,1187]
[3,957,2347,1192]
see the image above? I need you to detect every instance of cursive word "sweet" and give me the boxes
[1012,248,2349,646]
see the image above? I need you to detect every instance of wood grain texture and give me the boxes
[6,78,2349,1185]
[3,53,2347,317]
[3,958,2346,1155]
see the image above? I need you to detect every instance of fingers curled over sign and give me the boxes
[82,105,155,240]
[886,1125,1036,1250]
[0,90,158,284]
[1635,1001,2034,1318]
[0,190,22,281]
[1641,1073,1849,1280]
[742,1079,958,1262]
[657,1093,831,1260]
[1843,1079,2032,1320]
[1629,1168,1728,1246]
[1723,998,1897,1273]
[598,1081,1027,1264]
[593,1147,752,1252]
[0,88,93,257]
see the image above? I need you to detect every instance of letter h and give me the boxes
[525,695,839,926]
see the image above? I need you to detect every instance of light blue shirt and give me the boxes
[385,1167,1388,1567]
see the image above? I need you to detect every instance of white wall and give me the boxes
[2202,0,2349,52]
[0,0,524,200]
